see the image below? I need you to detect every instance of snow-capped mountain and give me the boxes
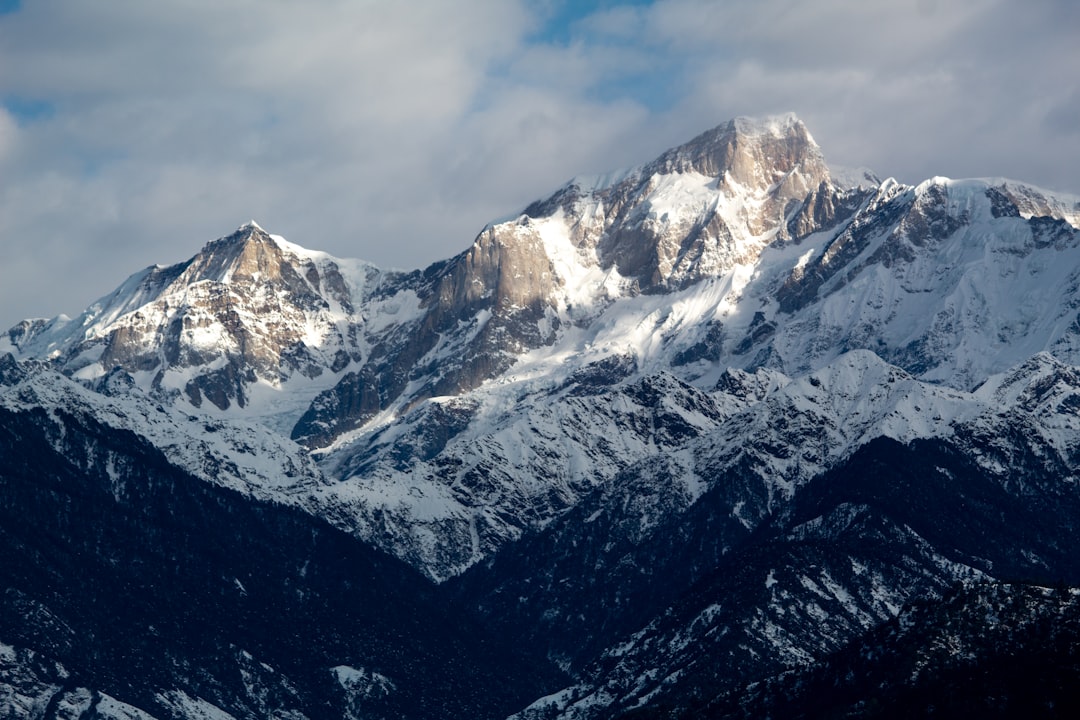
[4,221,378,436]
[7,113,1079,582]
[3,113,1080,719]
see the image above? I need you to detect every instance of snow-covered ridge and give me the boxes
[313,343,1080,579]
[2,114,1080,582]
[984,179,1080,227]
[1,222,391,435]
[0,355,327,502]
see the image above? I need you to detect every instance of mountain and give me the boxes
[701,581,1080,719]
[452,351,1080,717]
[3,221,375,436]
[0,358,562,719]
[3,113,1080,718]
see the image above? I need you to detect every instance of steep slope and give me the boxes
[291,114,863,448]
[0,359,562,720]
[3,222,376,435]
[444,351,1080,718]
[309,119,1080,580]
[703,582,1080,719]
[520,113,854,293]
[763,177,1080,388]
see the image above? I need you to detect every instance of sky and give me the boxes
[1,0,1078,328]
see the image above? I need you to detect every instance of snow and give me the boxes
[316,337,995,578]
[641,170,719,221]
[829,164,882,190]
[739,176,1080,389]
[981,178,1080,227]
[511,684,591,718]
[155,691,238,720]
[0,363,327,506]
[1,223,389,437]
[534,210,628,314]
[331,665,395,697]
[95,696,159,720]
[310,282,1080,578]
[732,111,804,138]
[569,166,639,195]
[363,288,425,333]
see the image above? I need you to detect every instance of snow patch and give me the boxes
[155,691,237,720]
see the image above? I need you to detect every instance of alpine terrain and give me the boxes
[3,113,1079,718]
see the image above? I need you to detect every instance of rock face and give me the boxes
[4,222,370,433]
[524,114,857,294]
[291,218,562,447]
[3,114,1080,719]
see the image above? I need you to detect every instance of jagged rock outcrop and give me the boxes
[3,222,368,430]
[291,217,562,446]
[522,114,866,295]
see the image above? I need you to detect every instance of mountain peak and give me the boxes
[512,114,854,298]
[648,112,825,186]
[730,112,807,138]
[185,222,283,285]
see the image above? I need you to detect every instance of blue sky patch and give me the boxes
[531,0,654,45]
[2,96,56,124]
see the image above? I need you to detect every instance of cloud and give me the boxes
[0,106,16,160]
[0,0,535,323]
[0,0,1077,328]
[614,0,1080,188]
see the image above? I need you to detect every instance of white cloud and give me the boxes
[0,106,16,161]
[0,0,1076,328]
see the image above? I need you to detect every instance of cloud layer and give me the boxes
[2,0,1077,327]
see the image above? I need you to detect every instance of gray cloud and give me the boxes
[1,0,1076,329]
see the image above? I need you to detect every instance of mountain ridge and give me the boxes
[5,115,1080,582]
[5,114,1080,582]
[3,113,1080,718]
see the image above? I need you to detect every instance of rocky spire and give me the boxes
[647,113,829,193]
[578,113,853,292]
